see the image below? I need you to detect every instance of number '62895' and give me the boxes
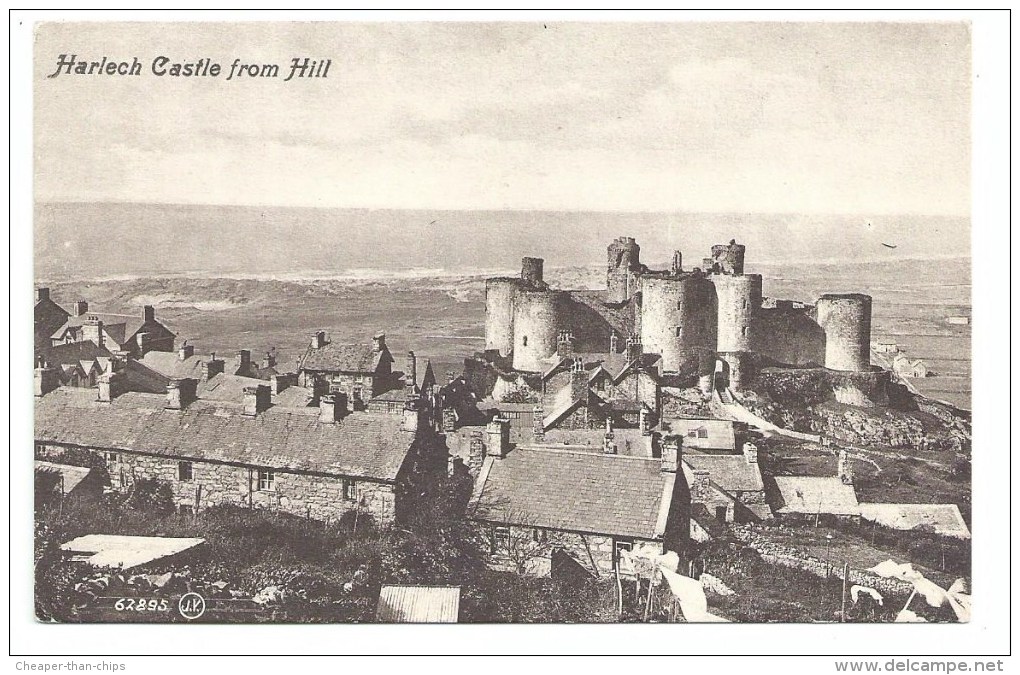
[113,598,170,611]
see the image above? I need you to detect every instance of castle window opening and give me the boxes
[522,336,528,347]
[178,461,193,482]
[743,326,749,336]
[675,327,682,338]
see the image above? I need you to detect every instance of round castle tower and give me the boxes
[512,290,561,372]
[606,236,643,304]
[640,275,717,373]
[485,278,518,356]
[815,293,872,372]
[713,273,762,353]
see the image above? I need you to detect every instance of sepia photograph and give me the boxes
[10,8,1012,666]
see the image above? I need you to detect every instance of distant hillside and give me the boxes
[34,202,970,280]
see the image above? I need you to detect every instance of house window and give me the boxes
[715,506,728,522]
[102,451,119,463]
[342,479,357,502]
[492,526,510,553]
[257,469,275,491]
[532,528,548,543]
[613,539,634,569]
[178,461,193,482]
[35,443,45,454]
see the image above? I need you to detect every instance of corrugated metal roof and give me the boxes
[376,585,460,623]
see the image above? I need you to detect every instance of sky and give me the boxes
[33,21,971,215]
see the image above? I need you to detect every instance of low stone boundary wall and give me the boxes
[731,526,913,597]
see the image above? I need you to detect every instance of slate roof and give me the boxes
[469,447,674,539]
[35,388,415,481]
[376,585,460,623]
[661,417,737,451]
[773,476,860,516]
[683,454,765,493]
[52,313,147,345]
[299,342,390,373]
[137,351,206,379]
[35,461,93,495]
[46,341,115,366]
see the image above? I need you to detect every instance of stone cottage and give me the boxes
[34,376,444,526]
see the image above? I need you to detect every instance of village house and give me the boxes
[33,367,446,526]
[34,287,70,357]
[49,300,176,358]
[467,420,691,579]
[297,331,396,408]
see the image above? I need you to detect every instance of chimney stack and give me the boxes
[639,406,651,436]
[570,357,587,401]
[402,394,423,433]
[178,341,194,361]
[603,422,616,455]
[626,334,642,362]
[690,469,712,503]
[142,305,155,322]
[661,434,681,473]
[271,372,296,395]
[260,350,276,370]
[837,448,854,485]
[73,300,89,317]
[557,330,574,358]
[236,350,251,374]
[486,417,510,458]
[36,287,50,303]
[34,362,59,397]
[532,402,545,441]
[242,384,271,416]
[318,394,347,424]
[372,333,386,353]
[202,353,225,381]
[743,441,759,465]
[97,371,121,404]
[166,377,198,410]
[310,331,327,349]
[405,351,417,393]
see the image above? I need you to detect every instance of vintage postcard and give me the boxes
[23,15,990,646]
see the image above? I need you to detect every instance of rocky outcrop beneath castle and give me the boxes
[739,368,970,451]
